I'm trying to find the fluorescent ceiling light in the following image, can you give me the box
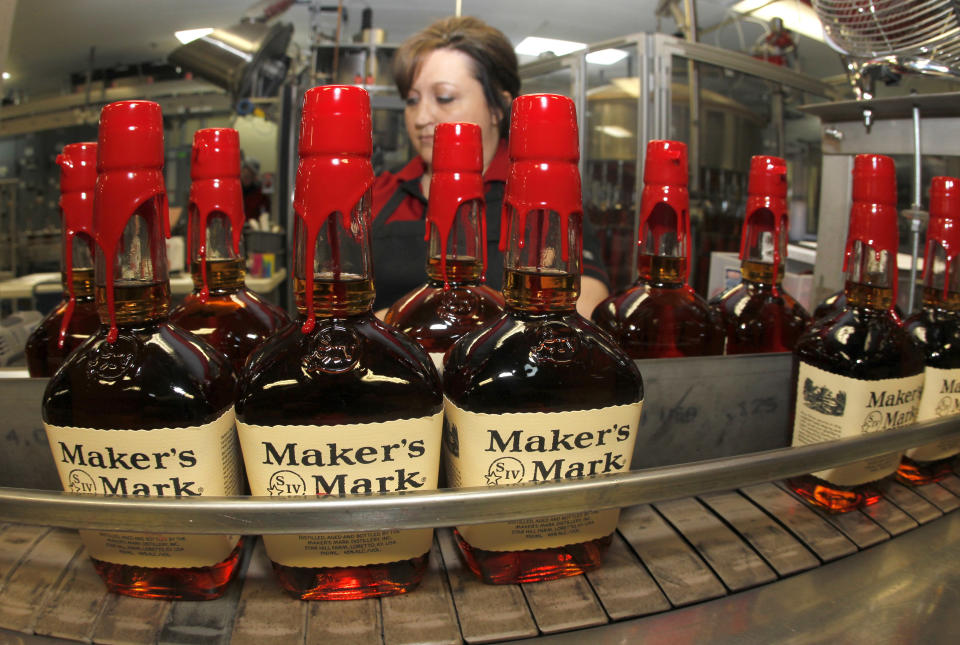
[586,49,629,65]
[1,72,9,80]
[595,125,633,139]
[175,28,214,45]
[731,0,825,43]
[515,36,586,57]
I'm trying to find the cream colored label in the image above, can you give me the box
[44,408,241,568]
[237,412,442,567]
[443,398,642,552]
[430,352,445,374]
[792,363,924,486]
[905,365,960,461]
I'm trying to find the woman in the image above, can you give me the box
[371,16,610,318]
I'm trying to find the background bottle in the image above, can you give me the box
[385,122,504,369]
[25,142,100,376]
[592,140,723,358]
[443,94,644,585]
[236,86,443,601]
[171,128,289,373]
[899,176,960,484]
[41,101,242,599]
[711,155,810,353]
[788,154,924,512]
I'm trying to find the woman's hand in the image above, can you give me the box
[577,276,609,320]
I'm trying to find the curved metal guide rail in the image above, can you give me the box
[0,415,957,534]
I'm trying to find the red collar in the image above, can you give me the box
[482,139,509,184]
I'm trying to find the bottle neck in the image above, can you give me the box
[189,209,244,293]
[425,200,485,286]
[294,191,375,319]
[638,201,688,286]
[739,207,784,287]
[843,240,895,310]
[64,234,95,298]
[501,207,579,312]
[922,241,960,311]
[95,197,170,327]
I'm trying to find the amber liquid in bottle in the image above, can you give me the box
[238,197,443,600]
[386,256,503,356]
[900,281,960,484]
[712,260,810,354]
[386,198,504,364]
[26,266,99,377]
[172,257,289,373]
[788,279,924,511]
[43,208,241,599]
[593,253,723,358]
[444,210,644,584]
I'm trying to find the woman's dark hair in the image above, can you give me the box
[394,16,520,139]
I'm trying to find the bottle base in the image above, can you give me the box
[454,530,611,584]
[896,456,957,486]
[786,475,882,513]
[270,553,430,600]
[90,539,245,600]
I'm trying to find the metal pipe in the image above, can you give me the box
[683,0,701,194]
[908,99,923,313]
[0,414,956,534]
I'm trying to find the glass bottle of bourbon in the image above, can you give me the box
[899,176,960,484]
[711,155,810,353]
[385,122,504,369]
[170,128,289,373]
[26,142,100,376]
[592,140,723,358]
[236,86,443,600]
[788,154,924,512]
[41,101,243,598]
[443,94,644,584]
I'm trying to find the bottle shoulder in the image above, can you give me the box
[43,322,236,428]
[796,307,924,379]
[172,290,289,330]
[904,309,960,368]
[385,283,504,352]
[444,312,643,414]
[237,315,442,425]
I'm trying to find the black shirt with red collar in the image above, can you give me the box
[370,139,609,311]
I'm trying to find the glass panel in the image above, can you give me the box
[583,46,639,293]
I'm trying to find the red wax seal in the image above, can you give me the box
[427,122,485,288]
[56,142,97,348]
[639,140,691,281]
[189,128,246,302]
[925,176,960,294]
[500,94,582,264]
[94,100,169,343]
[293,86,374,333]
[844,154,899,308]
[740,155,788,293]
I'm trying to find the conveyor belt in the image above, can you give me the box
[1,471,958,644]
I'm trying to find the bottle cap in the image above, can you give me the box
[432,122,483,173]
[508,93,579,163]
[428,123,486,287]
[299,85,373,157]
[97,100,165,171]
[639,140,691,279]
[500,94,582,264]
[189,128,246,302]
[293,85,375,333]
[748,155,787,198]
[192,127,241,179]
[55,142,98,349]
[644,140,688,187]
[94,100,169,343]
[925,176,960,289]
[58,142,98,194]
[740,156,789,280]
[852,153,897,205]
